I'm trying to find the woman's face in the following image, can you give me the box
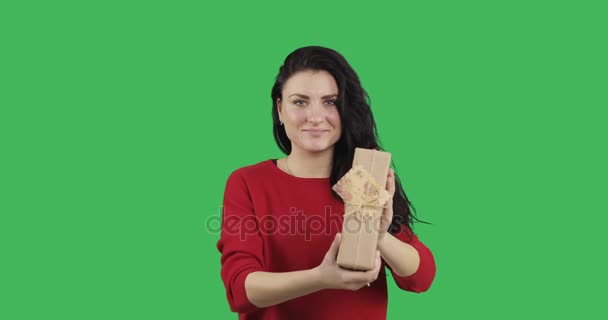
[277,69,342,154]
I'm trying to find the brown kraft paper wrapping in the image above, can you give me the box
[332,147,391,271]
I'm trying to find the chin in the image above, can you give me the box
[300,141,336,153]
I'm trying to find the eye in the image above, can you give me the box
[325,99,337,106]
[293,99,307,107]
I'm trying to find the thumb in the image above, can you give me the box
[327,233,342,260]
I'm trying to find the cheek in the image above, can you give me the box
[328,110,341,128]
[286,109,307,123]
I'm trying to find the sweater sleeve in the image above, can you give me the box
[386,225,436,293]
[216,170,265,313]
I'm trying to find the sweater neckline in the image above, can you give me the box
[268,159,330,182]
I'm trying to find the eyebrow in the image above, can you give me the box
[288,94,338,99]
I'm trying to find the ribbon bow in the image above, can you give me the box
[332,165,391,222]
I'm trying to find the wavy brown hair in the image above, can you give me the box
[270,46,427,234]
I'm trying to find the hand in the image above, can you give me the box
[379,168,396,239]
[315,233,381,291]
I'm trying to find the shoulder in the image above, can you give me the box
[226,159,275,184]
[229,159,274,177]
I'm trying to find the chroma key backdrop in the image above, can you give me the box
[1,1,606,319]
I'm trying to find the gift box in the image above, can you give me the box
[333,147,392,271]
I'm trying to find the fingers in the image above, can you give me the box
[364,251,382,278]
[341,252,382,285]
[362,252,382,283]
[387,168,396,197]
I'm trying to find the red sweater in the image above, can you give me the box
[217,159,436,319]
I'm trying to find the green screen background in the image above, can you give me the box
[1,0,606,319]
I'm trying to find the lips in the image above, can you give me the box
[303,129,329,132]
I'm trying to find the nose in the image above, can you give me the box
[306,102,325,123]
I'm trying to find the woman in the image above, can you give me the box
[217,46,436,319]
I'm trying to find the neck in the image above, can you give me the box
[287,147,334,178]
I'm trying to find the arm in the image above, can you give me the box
[244,269,323,308]
[218,170,318,311]
[377,168,436,292]
[379,227,436,293]
[217,170,265,313]
[245,232,382,308]
[377,232,420,277]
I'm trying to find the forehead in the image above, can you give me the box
[282,70,338,97]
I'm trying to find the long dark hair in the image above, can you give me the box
[270,46,426,235]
